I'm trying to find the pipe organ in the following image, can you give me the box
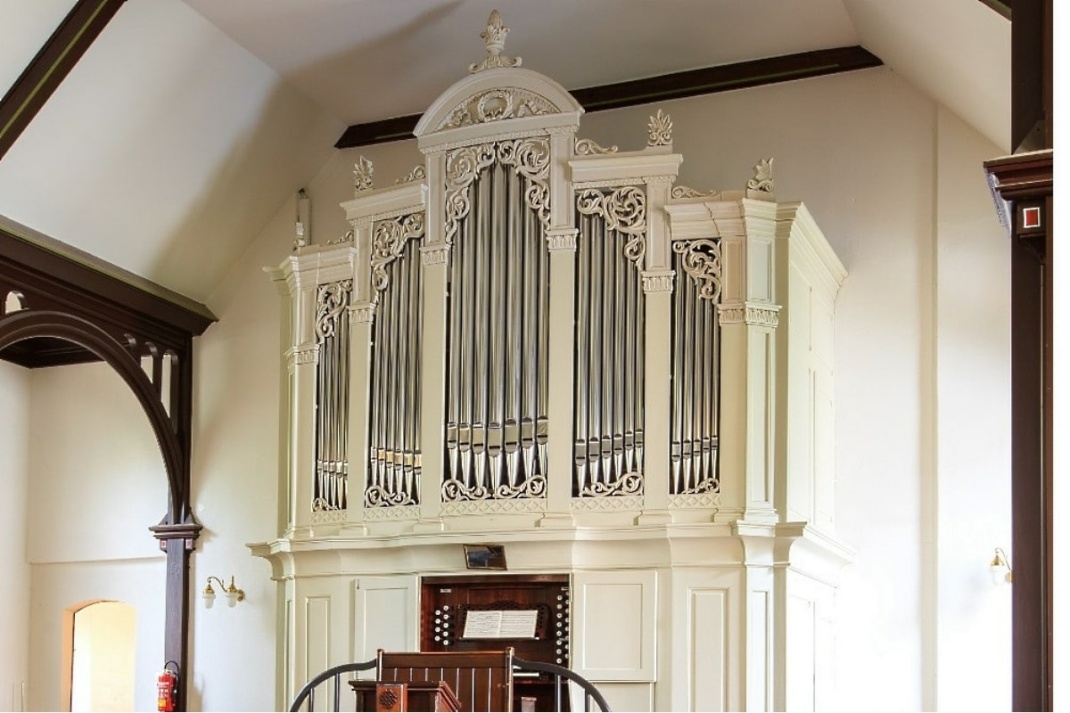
[256,12,852,712]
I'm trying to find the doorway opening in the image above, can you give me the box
[64,601,137,712]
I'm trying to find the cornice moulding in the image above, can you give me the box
[342,182,427,224]
[569,152,683,185]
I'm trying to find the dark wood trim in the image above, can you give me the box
[335,45,883,149]
[1011,0,1051,151]
[0,228,213,712]
[0,0,128,161]
[984,149,1053,712]
[978,0,1013,20]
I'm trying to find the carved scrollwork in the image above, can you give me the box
[314,281,352,342]
[495,475,547,499]
[672,239,723,301]
[574,138,619,156]
[395,164,426,184]
[677,476,719,495]
[442,478,494,502]
[647,109,673,146]
[312,497,342,513]
[578,472,643,498]
[671,185,717,200]
[443,139,550,244]
[370,213,426,294]
[364,485,417,508]
[576,186,647,265]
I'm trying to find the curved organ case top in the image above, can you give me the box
[269,11,847,537]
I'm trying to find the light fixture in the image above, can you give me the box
[989,547,1013,585]
[203,576,245,608]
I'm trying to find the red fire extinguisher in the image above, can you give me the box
[157,662,178,712]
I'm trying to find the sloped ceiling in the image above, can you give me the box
[0,0,1009,304]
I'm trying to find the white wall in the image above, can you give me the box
[0,360,31,712]
[25,363,167,712]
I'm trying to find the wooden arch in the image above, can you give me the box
[0,216,215,711]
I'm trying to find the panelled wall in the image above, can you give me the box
[255,47,850,712]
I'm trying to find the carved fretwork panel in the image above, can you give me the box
[669,240,722,496]
[443,157,550,502]
[367,217,424,508]
[573,188,647,498]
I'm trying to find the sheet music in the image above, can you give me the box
[462,609,539,639]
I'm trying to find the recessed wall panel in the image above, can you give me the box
[690,588,728,712]
[574,570,656,681]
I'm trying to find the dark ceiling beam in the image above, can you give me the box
[0,0,128,162]
[978,0,1013,20]
[335,45,883,149]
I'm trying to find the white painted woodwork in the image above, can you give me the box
[254,18,851,711]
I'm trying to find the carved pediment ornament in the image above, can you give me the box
[469,10,522,73]
[439,88,555,131]
[370,213,426,295]
[673,239,723,302]
[575,138,619,156]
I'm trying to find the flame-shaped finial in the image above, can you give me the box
[469,10,522,73]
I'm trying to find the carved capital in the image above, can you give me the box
[717,302,781,328]
[420,244,451,266]
[545,228,578,251]
[641,270,675,294]
[287,343,319,372]
[350,302,376,323]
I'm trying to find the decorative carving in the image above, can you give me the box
[671,186,717,200]
[325,230,355,246]
[371,213,426,294]
[574,138,618,156]
[576,186,647,265]
[668,492,722,509]
[440,498,546,516]
[354,156,374,193]
[647,109,673,146]
[577,472,643,498]
[469,10,522,73]
[545,229,578,251]
[673,239,723,301]
[440,88,554,130]
[747,158,775,193]
[641,270,675,293]
[287,344,318,371]
[441,475,545,502]
[718,303,780,327]
[570,494,645,511]
[350,302,376,323]
[676,476,719,495]
[315,281,353,341]
[362,504,421,521]
[420,244,451,266]
[312,497,342,513]
[395,164,426,184]
[364,485,417,508]
[444,139,551,244]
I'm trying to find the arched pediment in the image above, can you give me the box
[415,67,583,141]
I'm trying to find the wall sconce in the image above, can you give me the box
[203,576,245,608]
[989,548,1013,585]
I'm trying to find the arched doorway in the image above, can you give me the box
[64,601,138,712]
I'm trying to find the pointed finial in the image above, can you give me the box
[469,10,522,73]
[354,156,374,193]
[747,158,775,194]
[647,109,673,146]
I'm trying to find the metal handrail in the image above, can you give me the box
[288,659,376,712]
